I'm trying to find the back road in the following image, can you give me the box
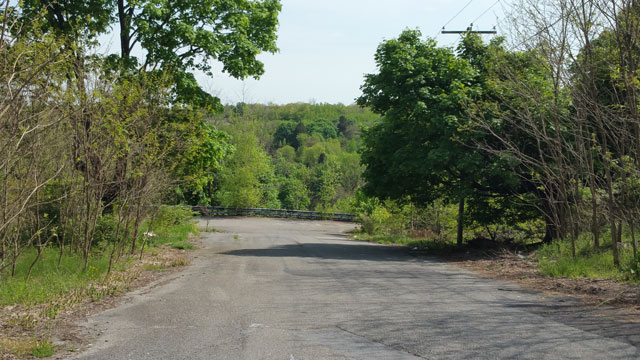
[73,217,640,359]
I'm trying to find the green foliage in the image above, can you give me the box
[171,241,195,250]
[309,161,341,210]
[209,103,377,211]
[217,130,279,208]
[21,0,282,109]
[360,207,392,235]
[358,31,520,218]
[151,206,197,229]
[31,339,54,358]
[278,178,310,210]
[94,214,118,247]
[307,118,338,139]
[536,234,638,281]
[170,116,233,205]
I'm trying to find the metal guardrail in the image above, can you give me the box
[191,206,357,222]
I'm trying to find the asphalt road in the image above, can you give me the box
[73,217,640,359]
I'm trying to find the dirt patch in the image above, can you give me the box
[0,240,197,359]
[437,248,640,320]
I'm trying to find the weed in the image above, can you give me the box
[170,258,188,267]
[171,241,194,250]
[0,338,34,357]
[142,263,166,271]
[233,235,239,240]
[31,339,54,358]
[536,233,638,281]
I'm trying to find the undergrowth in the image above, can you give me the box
[0,218,197,307]
[536,233,639,282]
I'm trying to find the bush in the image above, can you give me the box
[360,206,392,235]
[151,206,196,229]
[93,214,118,247]
[536,233,638,280]
[31,339,54,358]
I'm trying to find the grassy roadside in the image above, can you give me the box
[354,232,640,284]
[0,219,199,359]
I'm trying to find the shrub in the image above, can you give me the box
[31,339,54,358]
[360,206,392,235]
[151,205,196,229]
[93,214,118,247]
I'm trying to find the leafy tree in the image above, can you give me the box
[217,131,275,208]
[278,178,310,210]
[170,113,233,205]
[273,121,298,147]
[307,118,338,139]
[309,161,341,210]
[275,145,296,162]
[21,0,282,109]
[337,116,357,139]
[357,30,524,245]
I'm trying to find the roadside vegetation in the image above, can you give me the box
[2,0,640,356]
[352,0,640,285]
[0,0,280,357]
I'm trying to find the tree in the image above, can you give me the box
[216,131,276,208]
[309,161,340,211]
[278,178,310,210]
[357,30,523,245]
[21,0,282,109]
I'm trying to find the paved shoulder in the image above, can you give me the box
[73,218,640,359]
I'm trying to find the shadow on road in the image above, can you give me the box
[221,241,640,353]
[220,242,422,262]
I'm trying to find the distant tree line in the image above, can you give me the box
[207,103,379,212]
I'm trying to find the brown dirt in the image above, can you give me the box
[440,248,640,320]
[0,236,199,359]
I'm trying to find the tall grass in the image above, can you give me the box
[0,249,116,305]
[0,220,197,306]
[536,232,638,281]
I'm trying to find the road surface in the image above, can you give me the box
[74,217,640,359]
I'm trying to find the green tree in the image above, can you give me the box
[307,118,338,140]
[21,0,282,109]
[217,132,276,208]
[357,30,523,245]
[278,178,310,210]
[309,161,341,211]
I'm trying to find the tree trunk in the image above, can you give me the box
[457,198,464,246]
[630,221,637,259]
[543,214,558,244]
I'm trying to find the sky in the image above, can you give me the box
[100,0,509,105]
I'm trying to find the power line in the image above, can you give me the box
[471,0,501,25]
[434,0,476,37]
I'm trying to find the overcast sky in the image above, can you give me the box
[100,0,508,105]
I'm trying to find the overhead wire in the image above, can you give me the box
[434,0,476,38]
[470,0,501,27]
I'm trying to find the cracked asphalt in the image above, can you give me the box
[72,217,640,359]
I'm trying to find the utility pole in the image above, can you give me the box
[441,23,496,35]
